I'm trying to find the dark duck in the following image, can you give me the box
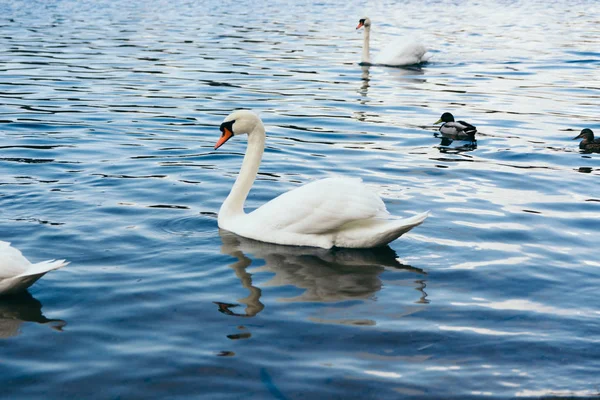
[434,112,477,141]
[573,128,600,152]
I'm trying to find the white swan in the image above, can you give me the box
[356,17,431,66]
[0,241,68,296]
[214,110,428,249]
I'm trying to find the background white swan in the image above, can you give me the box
[214,110,428,249]
[0,241,67,296]
[356,17,431,66]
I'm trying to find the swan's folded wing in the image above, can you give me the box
[375,40,428,66]
[0,242,31,278]
[249,177,388,234]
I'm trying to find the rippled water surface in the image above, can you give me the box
[1,0,599,398]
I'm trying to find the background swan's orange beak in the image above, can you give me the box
[356,22,364,30]
[214,127,233,149]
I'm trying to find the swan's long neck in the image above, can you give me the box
[362,26,371,64]
[219,124,265,219]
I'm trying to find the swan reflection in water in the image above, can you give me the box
[215,229,428,319]
[0,292,66,338]
[358,65,426,96]
[360,65,370,94]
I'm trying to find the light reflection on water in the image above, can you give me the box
[0,0,599,398]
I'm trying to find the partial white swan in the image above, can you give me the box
[0,241,68,296]
[356,17,431,66]
[214,110,428,249]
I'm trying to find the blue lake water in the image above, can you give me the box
[1,0,599,398]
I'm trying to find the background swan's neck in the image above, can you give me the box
[362,27,371,64]
[220,125,265,219]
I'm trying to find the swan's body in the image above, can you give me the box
[0,241,67,296]
[214,110,428,249]
[573,128,600,151]
[434,112,477,141]
[356,17,431,66]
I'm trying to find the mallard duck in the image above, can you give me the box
[573,129,600,151]
[434,112,477,141]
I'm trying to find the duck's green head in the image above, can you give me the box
[434,112,455,125]
[573,128,594,141]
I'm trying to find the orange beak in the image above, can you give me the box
[356,22,364,30]
[214,127,233,150]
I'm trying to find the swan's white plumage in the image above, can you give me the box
[215,110,428,249]
[250,177,388,234]
[0,240,67,295]
[374,41,432,66]
[0,241,29,279]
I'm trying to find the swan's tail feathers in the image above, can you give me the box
[22,259,69,277]
[383,211,429,241]
[0,260,67,296]
[421,52,434,63]
[335,211,429,248]
[398,211,429,228]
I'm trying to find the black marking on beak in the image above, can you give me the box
[215,120,235,150]
[220,120,235,135]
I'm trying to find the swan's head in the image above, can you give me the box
[356,17,371,30]
[215,110,262,150]
[434,112,455,124]
[573,128,594,141]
